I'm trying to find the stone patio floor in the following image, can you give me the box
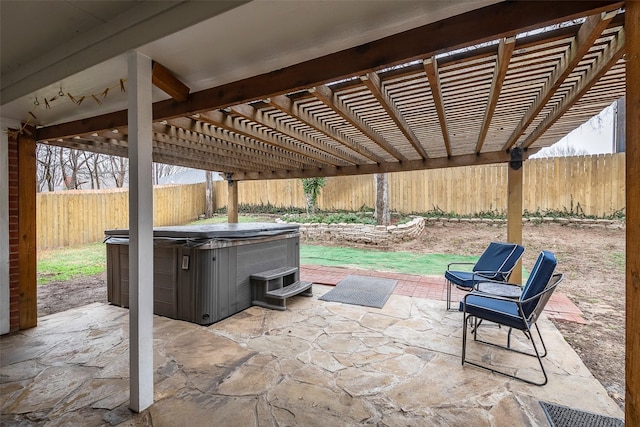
[1,273,620,426]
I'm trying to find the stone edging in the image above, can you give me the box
[276,217,425,245]
[424,216,625,228]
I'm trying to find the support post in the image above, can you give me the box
[626,1,640,424]
[17,131,37,330]
[507,152,523,284]
[227,175,238,223]
[127,51,154,413]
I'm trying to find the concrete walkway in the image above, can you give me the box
[1,284,618,426]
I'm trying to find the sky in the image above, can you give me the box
[533,101,618,157]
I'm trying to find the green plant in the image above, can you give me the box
[301,177,326,215]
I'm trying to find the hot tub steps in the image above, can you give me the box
[251,267,313,311]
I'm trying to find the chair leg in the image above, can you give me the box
[461,320,549,386]
[446,279,452,310]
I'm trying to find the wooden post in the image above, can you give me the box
[228,177,238,223]
[127,50,154,413]
[626,1,640,424]
[18,131,37,329]
[507,160,523,284]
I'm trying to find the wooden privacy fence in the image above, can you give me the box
[37,183,205,250]
[37,154,625,250]
[213,153,626,217]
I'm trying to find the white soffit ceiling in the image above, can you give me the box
[0,0,500,127]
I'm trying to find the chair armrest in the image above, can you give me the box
[471,270,510,283]
[447,262,475,271]
[463,290,519,304]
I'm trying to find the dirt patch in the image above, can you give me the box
[36,222,625,409]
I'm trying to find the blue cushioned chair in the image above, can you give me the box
[445,242,525,310]
[460,250,562,385]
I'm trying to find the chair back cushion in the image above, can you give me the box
[473,242,525,281]
[519,251,557,316]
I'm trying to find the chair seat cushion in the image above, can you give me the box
[459,293,529,330]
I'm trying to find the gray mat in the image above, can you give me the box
[540,401,624,427]
[318,275,397,308]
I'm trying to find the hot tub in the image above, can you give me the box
[104,223,301,325]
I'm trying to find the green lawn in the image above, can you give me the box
[301,245,477,276]
[38,242,106,285]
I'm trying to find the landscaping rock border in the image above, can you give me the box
[276,217,426,245]
[277,215,624,245]
[424,216,625,229]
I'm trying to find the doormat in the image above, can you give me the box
[540,401,624,427]
[318,275,397,308]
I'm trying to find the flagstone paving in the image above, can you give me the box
[1,285,619,426]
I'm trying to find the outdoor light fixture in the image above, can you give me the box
[509,147,523,170]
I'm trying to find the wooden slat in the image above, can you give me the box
[310,85,407,161]
[267,94,374,164]
[476,37,516,153]
[522,27,625,148]
[503,10,618,150]
[196,110,330,168]
[229,103,350,166]
[360,72,428,159]
[154,121,306,170]
[423,58,452,157]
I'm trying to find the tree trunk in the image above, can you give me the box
[374,173,390,226]
[205,171,214,218]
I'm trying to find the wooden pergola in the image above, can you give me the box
[1,0,638,422]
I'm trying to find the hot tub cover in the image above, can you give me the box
[104,222,299,245]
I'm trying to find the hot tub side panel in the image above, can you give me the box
[192,235,300,325]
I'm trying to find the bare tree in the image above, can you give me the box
[107,156,128,188]
[36,144,62,192]
[533,144,589,158]
[59,148,89,189]
[152,163,188,185]
[205,171,214,218]
[374,173,390,225]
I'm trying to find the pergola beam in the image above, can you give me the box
[36,2,622,143]
[229,103,350,166]
[228,149,538,181]
[151,61,190,102]
[423,57,452,157]
[267,94,380,164]
[159,119,310,169]
[521,28,625,148]
[361,72,428,159]
[476,37,516,153]
[309,85,407,161]
[172,115,319,166]
[197,110,329,168]
[502,9,618,150]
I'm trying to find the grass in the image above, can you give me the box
[301,245,477,276]
[38,242,106,285]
